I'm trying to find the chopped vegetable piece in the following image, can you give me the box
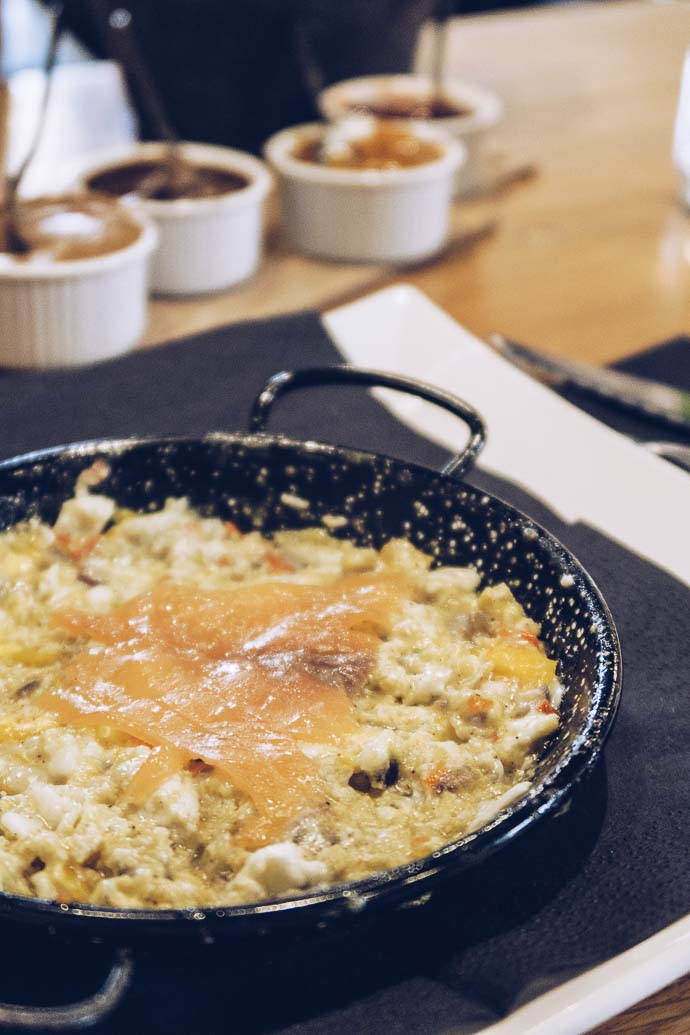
[264,548,296,573]
[467,693,491,715]
[499,628,541,649]
[54,531,101,563]
[483,640,557,688]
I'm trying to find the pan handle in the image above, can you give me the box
[250,366,487,478]
[0,948,132,1030]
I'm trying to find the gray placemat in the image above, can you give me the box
[0,314,687,1034]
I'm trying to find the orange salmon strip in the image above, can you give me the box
[125,744,189,805]
[53,575,404,656]
[44,575,409,844]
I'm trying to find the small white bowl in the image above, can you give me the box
[0,205,157,369]
[264,122,464,264]
[318,75,503,196]
[70,142,273,296]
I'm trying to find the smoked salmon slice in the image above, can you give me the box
[53,576,403,656]
[43,574,409,845]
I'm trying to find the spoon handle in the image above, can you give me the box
[95,3,178,147]
[430,1,455,96]
[4,2,64,253]
[0,83,10,206]
[429,20,446,96]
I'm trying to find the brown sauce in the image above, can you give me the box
[0,194,142,261]
[294,122,443,171]
[348,94,472,120]
[87,161,250,201]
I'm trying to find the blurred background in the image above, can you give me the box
[3,0,556,154]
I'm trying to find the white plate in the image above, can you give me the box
[323,284,690,1034]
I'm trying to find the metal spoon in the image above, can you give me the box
[97,4,196,198]
[428,1,454,112]
[3,3,64,254]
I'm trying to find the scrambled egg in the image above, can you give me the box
[0,469,561,908]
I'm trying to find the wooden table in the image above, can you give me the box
[10,0,690,1031]
[143,0,690,372]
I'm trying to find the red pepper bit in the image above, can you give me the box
[55,531,101,563]
[264,548,296,573]
[538,700,557,715]
[498,628,541,649]
[467,693,491,715]
[423,766,446,793]
[411,833,432,854]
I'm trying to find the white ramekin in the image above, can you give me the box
[318,75,503,196]
[0,211,157,369]
[264,122,464,264]
[69,142,273,296]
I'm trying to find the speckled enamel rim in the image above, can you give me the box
[0,405,623,1026]
[0,428,621,939]
[0,364,621,962]
[0,367,624,1030]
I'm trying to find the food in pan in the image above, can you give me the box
[0,463,561,909]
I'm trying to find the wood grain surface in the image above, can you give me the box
[590,973,690,1034]
[142,0,690,371]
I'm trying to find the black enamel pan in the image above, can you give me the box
[0,367,621,1029]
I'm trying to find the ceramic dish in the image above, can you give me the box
[69,142,272,296]
[318,75,503,196]
[0,202,156,369]
[263,122,464,263]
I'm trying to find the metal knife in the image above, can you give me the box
[489,334,690,434]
